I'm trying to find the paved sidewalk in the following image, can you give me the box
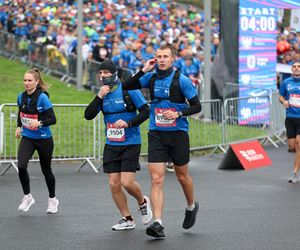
[0,145,299,250]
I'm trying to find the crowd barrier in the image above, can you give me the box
[0,93,286,175]
[223,86,286,143]
[269,91,286,146]
[191,99,225,155]
[0,104,101,175]
[223,95,271,146]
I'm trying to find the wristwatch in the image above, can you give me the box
[178,111,183,118]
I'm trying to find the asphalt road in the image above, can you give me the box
[1,145,300,250]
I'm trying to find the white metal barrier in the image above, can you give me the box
[223,94,279,148]
[0,95,287,175]
[269,91,286,146]
[0,103,100,175]
[189,99,225,155]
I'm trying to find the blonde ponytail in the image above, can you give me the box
[26,68,49,92]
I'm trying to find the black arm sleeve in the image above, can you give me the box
[127,104,150,127]
[84,96,102,120]
[41,108,56,126]
[181,96,202,116]
[122,70,144,90]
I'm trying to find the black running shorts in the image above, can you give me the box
[103,144,141,173]
[285,117,300,139]
[148,130,190,166]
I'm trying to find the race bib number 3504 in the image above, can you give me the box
[155,108,176,127]
[107,123,125,141]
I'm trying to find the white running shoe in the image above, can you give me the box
[139,196,153,225]
[46,197,59,214]
[18,194,35,212]
[288,173,298,183]
[112,218,135,231]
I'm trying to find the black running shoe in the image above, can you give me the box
[146,222,165,238]
[183,201,199,229]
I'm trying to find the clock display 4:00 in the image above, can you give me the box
[240,16,276,32]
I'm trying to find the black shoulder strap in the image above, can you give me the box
[169,70,185,103]
[149,73,157,101]
[102,88,136,115]
[21,91,29,110]
[122,88,136,112]
[149,70,185,103]
[43,91,49,98]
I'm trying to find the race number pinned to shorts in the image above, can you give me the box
[20,112,38,130]
[107,123,125,142]
[289,94,300,107]
[155,108,176,127]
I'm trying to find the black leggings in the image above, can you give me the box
[18,136,55,198]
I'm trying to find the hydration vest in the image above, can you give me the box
[20,88,49,119]
[102,87,136,115]
[149,70,185,103]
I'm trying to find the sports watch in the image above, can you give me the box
[178,111,183,118]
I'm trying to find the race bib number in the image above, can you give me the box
[155,108,176,127]
[289,94,300,107]
[107,123,125,141]
[20,112,38,130]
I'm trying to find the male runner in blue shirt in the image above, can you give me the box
[122,44,202,238]
[85,61,153,230]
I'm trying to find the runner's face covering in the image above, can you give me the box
[101,72,118,87]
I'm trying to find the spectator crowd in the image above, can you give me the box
[277,26,300,65]
[277,25,300,81]
[0,0,221,88]
[1,1,300,88]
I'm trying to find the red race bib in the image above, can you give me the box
[20,112,38,130]
[155,108,176,127]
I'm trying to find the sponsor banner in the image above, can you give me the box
[239,1,277,124]
[230,140,272,170]
[238,1,300,125]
